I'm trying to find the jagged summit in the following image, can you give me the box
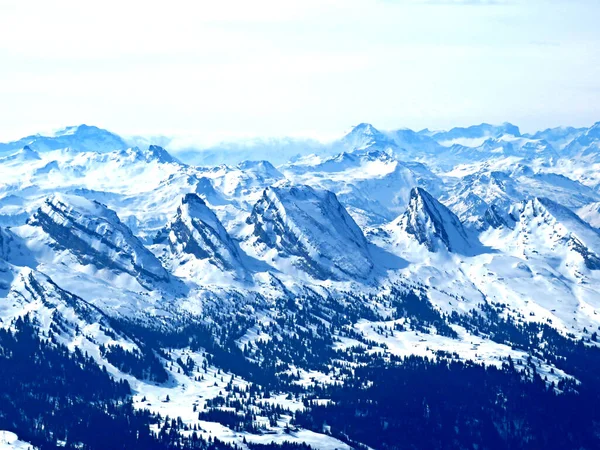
[509,197,600,270]
[27,194,169,283]
[146,145,178,163]
[348,123,383,138]
[156,193,242,272]
[246,184,373,279]
[2,119,600,449]
[391,187,483,255]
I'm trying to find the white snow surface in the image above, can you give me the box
[2,121,600,448]
[243,184,374,280]
[0,431,37,450]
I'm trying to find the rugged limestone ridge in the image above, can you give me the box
[9,267,105,324]
[1,122,600,449]
[510,197,600,270]
[246,184,373,279]
[155,193,242,271]
[28,194,169,283]
[282,147,443,227]
[392,187,482,254]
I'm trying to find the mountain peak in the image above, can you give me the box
[28,194,169,283]
[392,187,482,254]
[182,191,206,206]
[500,122,521,136]
[236,160,282,178]
[351,123,380,135]
[246,185,373,279]
[156,193,242,272]
[146,145,177,163]
[510,197,600,270]
[342,123,394,151]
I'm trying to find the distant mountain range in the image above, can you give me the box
[2,120,600,449]
[3,120,598,167]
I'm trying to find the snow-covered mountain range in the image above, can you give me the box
[2,122,600,449]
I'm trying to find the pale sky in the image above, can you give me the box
[0,0,599,143]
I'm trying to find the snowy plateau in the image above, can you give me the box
[2,122,600,449]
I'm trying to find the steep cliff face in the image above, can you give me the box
[155,193,242,271]
[390,187,482,255]
[246,185,373,279]
[27,194,169,283]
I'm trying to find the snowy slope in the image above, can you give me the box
[1,121,600,449]
[282,148,443,226]
[155,193,243,273]
[244,185,373,280]
[578,202,600,229]
[0,431,37,450]
[500,197,600,271]
[22,194,169,284]
[442,162,600,229]
[387,187,483,255]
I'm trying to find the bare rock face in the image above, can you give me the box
[155,193,242,272]
[29,194,169,283]
[391,187,482,255]
[247,185,373,280]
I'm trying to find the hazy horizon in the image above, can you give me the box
[2,118,599,151]
[1,0,599,142]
